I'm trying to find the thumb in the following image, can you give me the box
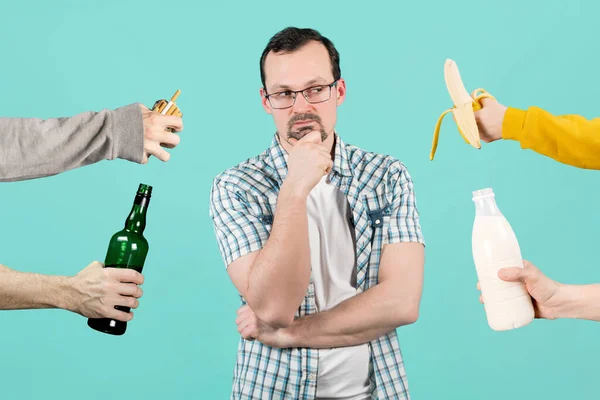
[498,266,528,282]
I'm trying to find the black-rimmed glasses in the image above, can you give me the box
[265,81,338,109]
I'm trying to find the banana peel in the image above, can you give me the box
[430,59,495,160]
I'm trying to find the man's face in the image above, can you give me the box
[260,40,346,147]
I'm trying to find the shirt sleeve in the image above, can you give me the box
[503,106,600,170]
[0,103,143,182]
[209,178,270,267]
[386,162,425,245]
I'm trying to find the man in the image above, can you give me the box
[474,98,600,322]
[210,27,424,399]
[1,102,183,322]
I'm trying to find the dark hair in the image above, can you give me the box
[259,27,341,89]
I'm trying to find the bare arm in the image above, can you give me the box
[482,261,600,322]
[0,264,71,310]
[0,261,144,321]
[556,284,600,321]
[236,242,424,348]
[227,183,311,328]
[212,132,332,328]
[284,242,424,347]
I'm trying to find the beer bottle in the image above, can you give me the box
[87,183,152,335]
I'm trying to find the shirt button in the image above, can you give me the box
[308,373,317,380]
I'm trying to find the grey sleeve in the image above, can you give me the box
[0,102,144,182]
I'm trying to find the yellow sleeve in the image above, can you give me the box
[502,106,600,170]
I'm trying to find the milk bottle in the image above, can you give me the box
[471,188,535,331]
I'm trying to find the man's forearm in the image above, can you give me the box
[247,181,311,327]
[0,264,73,311]
[284,281,419,348]
[557,283,600,321]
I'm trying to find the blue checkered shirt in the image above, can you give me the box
[209,133,425,399]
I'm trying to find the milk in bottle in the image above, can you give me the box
[471,188,534,331]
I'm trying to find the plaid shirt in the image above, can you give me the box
[209,133,425,400]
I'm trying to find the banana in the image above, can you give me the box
[430,59,495,160]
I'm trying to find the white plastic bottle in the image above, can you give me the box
[471,188,535,331]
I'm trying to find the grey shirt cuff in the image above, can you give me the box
[112,102,144,164]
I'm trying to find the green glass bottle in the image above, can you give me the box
[87,183,152,336]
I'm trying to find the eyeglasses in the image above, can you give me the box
[264,81,338,109]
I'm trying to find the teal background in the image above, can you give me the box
[1,0,598,398]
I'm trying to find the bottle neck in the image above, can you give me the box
[124,194,149,234]
[473,195,502,217]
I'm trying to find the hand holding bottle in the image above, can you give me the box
[477,260,563,320]
[68,261,144,321]
[88,184,152,335]
[471,188,535,330]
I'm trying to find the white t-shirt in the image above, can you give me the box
[307,174,371,400]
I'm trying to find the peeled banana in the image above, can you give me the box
[430,59,495,160]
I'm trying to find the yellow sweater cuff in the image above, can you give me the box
[501,107,527,142]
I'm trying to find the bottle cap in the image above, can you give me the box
[137,184,153,197]
[472,187,494,200]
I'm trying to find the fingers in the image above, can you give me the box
[298,130,322,144]
[154,114,184,132]
[236,305,257,339]
[316,143,330,154]
[158,132,181,148]
[323,159,333,174]
[309,145,332,171]
[240,325,256,340]
[104,306,134,322]
[105,268,144,285]
[236,315,255,336]
[479,295,484,304]
[476,282,481,291]
[479,97,498,107]
[145,141,171,162]
[237,305,250,315]
[142,108,183,163]
[237,314,257,339]
[112,295,140,310]
[236,310,251,325]
[117,283,144,298]
[236,316,251,333]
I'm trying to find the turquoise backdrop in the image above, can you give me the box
[1,0,598,398]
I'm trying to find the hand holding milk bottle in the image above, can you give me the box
[471,188,535,331]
